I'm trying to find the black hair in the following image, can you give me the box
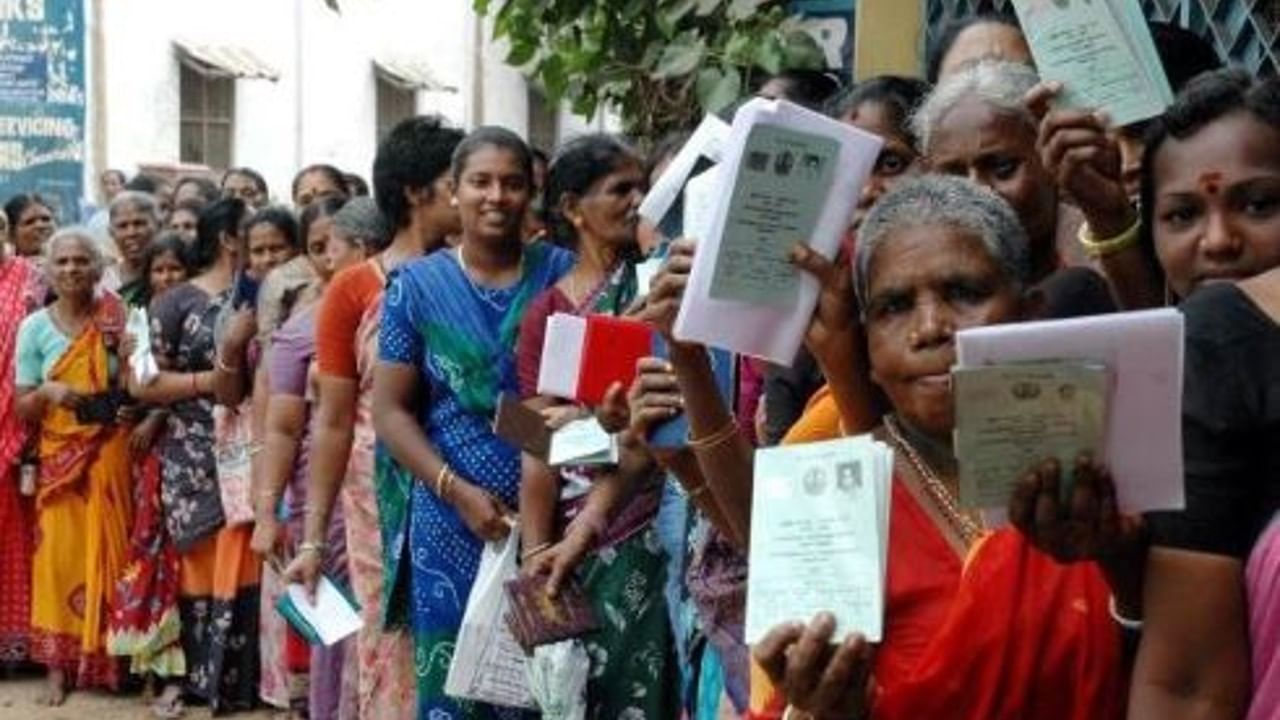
[4,193,53,235]
[373,115,465,231]
[824,74,932,150]
[291,164,350,204]
[171,197,208,218]
[102,169,126,184]
[542,134,642,249]
[192,197,247,272]
[451,125,534,187]
[756,68,842,109]
[1121,23,1225,139]
[1138,70,1280,285]
[245,205,301,251]
[344,172,370,197]
[174,175,221,204]
[125,173,164,194]
[142,232,194,284]
[222,167,270,196]
[299,196,346,249]
[925,11,1022,83]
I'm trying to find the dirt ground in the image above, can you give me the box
[0,676,280,720]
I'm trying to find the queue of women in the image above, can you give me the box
[0,11,1275,720]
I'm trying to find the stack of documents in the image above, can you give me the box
[673,97,882,364]
[1012,0,1174,126]
[745,436,893,644]
[956,308,1185,515]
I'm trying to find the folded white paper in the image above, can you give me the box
[956,308,1185,515]
[638,114,731,228]
[673,98,882,364]
[284,576,364,646]
[745,436,894,645]
[536,313,586,400]
[548,417,617,467]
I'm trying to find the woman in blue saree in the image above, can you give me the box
[372,126,574,719]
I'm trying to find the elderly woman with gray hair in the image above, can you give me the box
[104,190,160,305]
[635,176,1130,719]
[913,59,1145,315]
[14,228,133,705]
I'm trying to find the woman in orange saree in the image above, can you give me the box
[15,229,132,705]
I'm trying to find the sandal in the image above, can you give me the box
[150,689,185,719]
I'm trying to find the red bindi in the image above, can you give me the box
[1198,171,1223,195]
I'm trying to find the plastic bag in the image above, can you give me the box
[126,307,159,386]
[527,640,589,720]
[444,530,535,709]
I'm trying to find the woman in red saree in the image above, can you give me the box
[15,229,132,704]
[0,238,43,664]
[639,176,1128,720]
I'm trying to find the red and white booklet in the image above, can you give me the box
[535,313,651,406]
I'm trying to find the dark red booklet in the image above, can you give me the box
[503,574,599,654]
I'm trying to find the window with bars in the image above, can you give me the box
[376,76,416,145]
[179,64,234,169]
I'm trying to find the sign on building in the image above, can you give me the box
[0,0,87,223]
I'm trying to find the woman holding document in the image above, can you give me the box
[373,126,573,718]
[646,176,1127,719]
[514,134,677,717]
[1017,70,1280,720]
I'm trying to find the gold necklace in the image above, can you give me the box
[883,415,985,546]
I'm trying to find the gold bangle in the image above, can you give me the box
[687,484,710,499]
[434,464,449,496]
[441,470,457,502]
[1078,216,1141,259]
[687,420,739,451]
[521,541,552,561]
[215,354,240,373]
[297,541,326,556]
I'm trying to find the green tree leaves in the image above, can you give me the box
[473,0,825,139]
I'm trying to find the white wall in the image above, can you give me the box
[91,0,605,206]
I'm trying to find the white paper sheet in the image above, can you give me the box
[127,307,159,386]
[637,114,731,228]
[956,308,1185,515]
[548,417,617,466]
[536,313,586,400]
[285,576,364,646]
[672,98,882,364]
[682,165,721,244]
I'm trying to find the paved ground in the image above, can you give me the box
[0,676,280,720]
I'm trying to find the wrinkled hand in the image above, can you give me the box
[640,240,694,341]
[1009,454,1147,566]
[595,382,630,434]
[626,357,683,443]
[540,404,586,432]
[451,480,513,542]
[250,514,283,557]
[119,332,138,361]
[41,382,82,409]
[129,413,163,455]
[521,527,593,598]
[754,612,875,720]
[791,243,861,370]
[283,544,323,600]
[1026,81,1133,237]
